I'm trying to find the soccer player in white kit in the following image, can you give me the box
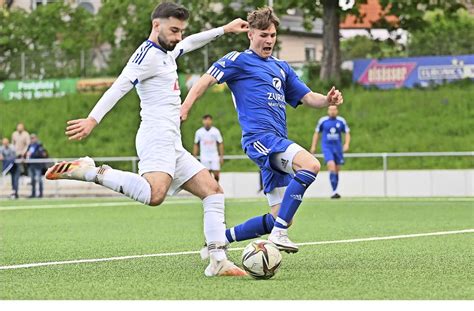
[193,115,224,182]
[45,2,248,277]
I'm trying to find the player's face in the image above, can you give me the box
[156,17,186,51]
[2,138,8,147]
[202,118,212,129]
[248,24,277,58]
[328,106,338,118]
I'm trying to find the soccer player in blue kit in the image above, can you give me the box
[310,105,351,199]
[181,7,343,253]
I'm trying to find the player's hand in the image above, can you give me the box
[326,86,343,106]
[223,18,249,34]
[180,105,190,122]
[65,117,98,141]
[343,144,350,152]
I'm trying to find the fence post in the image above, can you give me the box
[382,153,388,197]
[132,158,137,173]
[80,50,85,76]
[21,52,26,79]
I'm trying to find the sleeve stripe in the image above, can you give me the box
[216,71,224,81]
[230,52,240,61]
[132,43,148,63]
[210,67,218,76]
[212,69,221,78]
[225,51,236,59]
[134,43,153,65]
[207,65,216,74]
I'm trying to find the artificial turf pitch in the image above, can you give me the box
[0,197,472,299]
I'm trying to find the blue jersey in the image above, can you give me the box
[316,116,350,148]
[208,49,311,148]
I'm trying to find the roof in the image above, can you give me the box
[340,0,398,29]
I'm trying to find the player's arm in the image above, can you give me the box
[310,132,319,154]
[218,142,224,165]
[181,74,217,122]
[65,74,134,141]
[193,143,199,157]
[343,132,351,152]
[172,19,248,58]
[301,86,343,109]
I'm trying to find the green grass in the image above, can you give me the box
[1,197,473,299]
[0,83,473,171]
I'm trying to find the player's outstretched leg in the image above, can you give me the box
[182,169,246,277]
[45,156,153,205]
[268,151,320,253]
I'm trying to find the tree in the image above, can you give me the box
[283,0,468,82]
[0,3,97,80]
[408,8,474,56]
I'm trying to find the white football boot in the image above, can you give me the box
[204,256,247,277]
[268,229,299,253]
[45,156,105,182]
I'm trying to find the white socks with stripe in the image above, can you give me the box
[94,167,152,205]
[203,193,227,261]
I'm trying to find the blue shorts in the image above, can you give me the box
[244,134,294,194]
[322,147,344,165]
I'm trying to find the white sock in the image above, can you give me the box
[271,225,288,235]
[203,193,227,261]
[97,168,151,205]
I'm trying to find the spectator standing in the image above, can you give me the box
[0,138,19,199]
[26,134,48,198]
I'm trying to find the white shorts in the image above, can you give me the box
[265,143,305,206]
[136,127,205,196]
[200,156,220,171]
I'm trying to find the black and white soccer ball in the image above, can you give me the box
[242,240,282,280]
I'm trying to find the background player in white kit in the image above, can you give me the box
[193,115,224,182]
[45,2,249,277]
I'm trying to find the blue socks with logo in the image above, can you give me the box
[274,170,317,229]
[225,213,275,243]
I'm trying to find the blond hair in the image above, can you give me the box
[247,7,280,30]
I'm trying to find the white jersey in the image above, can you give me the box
[88,27,225,142]
[194,126,223,159]
[122,41,182,138]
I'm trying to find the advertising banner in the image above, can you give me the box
[353,55,474,89]
[0,79,78,101]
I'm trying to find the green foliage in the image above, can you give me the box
[0,4,98,80]
[341,35,406,61]
[408,8,474,56]
[1,84,473,171]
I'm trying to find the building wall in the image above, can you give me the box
[277,34,323,64]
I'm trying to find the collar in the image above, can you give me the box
[146,40,168,54]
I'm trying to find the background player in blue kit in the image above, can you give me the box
[310,105,351,199]
[181,7,343,253]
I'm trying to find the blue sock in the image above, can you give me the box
[274,170,317,229]
[225,213,275,243]
[329,172,338,192]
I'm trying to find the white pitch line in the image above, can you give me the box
[0,199,265,211]
[1,229,473,271]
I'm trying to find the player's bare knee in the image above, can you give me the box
[302,158,320,174]
[210,182,223,195]
[149,187,167,206]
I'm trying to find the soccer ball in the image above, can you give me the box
[242,240,282,279]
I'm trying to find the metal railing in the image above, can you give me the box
[2,151,473,197]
